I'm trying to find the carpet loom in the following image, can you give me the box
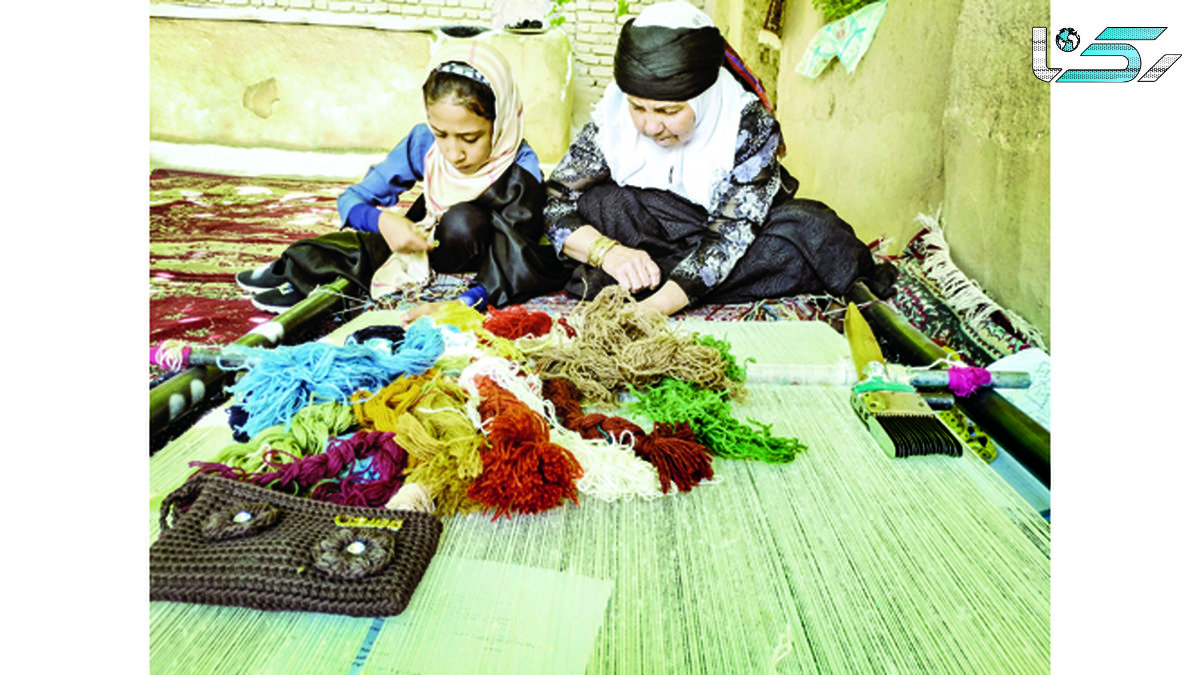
[149,316,1050,674]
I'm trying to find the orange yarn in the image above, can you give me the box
[482,305,554,339]
[465,376,583,519]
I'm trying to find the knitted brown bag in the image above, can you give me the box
[150,474,443,617]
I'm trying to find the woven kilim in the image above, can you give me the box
[149,316,1049,674]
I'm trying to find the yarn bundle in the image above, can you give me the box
[184,286,803,518]
[222,317,445,439]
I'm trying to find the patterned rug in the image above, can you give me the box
[149,170,1044,382]
[888,217,1048,366]
[149,170,350,377]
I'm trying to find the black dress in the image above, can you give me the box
[544,101,896,304]
[272,164,570,308]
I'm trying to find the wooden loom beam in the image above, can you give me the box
[149,278,353,442]
[847,282,1051,486]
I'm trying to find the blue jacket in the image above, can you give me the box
[337,123,542,232]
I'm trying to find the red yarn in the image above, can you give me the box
[483,305,555,339]
[634,422,714,494]
[541,376,713,493]
[466,377,583,519]
[557,317,578,338]
[542,378,587,428]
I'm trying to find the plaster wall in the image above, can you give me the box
[149,15,574,166]
[776,0,1050,345]
[148,0,662,135]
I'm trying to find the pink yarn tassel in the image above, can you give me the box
[946,367,992,397]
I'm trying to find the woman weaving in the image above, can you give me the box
[545,1,896,315]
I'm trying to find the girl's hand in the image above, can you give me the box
[602,245,661,293]
[379,212,435,254]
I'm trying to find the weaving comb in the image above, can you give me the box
[844,302,962,458]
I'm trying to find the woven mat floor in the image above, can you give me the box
[149,316,1050,674]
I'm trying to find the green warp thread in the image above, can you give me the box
[625,378,804,463]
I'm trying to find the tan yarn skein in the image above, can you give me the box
[519,285,744,407]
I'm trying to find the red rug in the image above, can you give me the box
[149,169,840,374]
[149,169,358,379]
[152,169,1036,382]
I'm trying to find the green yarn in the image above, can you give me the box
[692,333,750,384]
[215,401,358,472]
[851,378,915,395]
[625,378,804,463]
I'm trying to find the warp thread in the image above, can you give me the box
[626,378,805,463]
[224,317,444,439]
[521,285,743,408]
[465,376,583,519]
[191,429,408,508]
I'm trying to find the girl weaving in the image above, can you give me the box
[545,1,896,315]
[237,39,568,320]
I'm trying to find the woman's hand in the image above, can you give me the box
[378,211,435,254]
[638,280,689,316]
[602,245,661,293]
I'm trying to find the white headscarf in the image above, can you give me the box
[593,2,757,210]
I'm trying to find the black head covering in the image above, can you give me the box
[613,19,725,101]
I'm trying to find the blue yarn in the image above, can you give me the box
[224,317,445,438]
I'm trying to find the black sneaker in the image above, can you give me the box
[236,263,288,292]
[251,284,307,314]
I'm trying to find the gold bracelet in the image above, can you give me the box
[587,235,619,268]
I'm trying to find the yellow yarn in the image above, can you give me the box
[430,301,526,362]
[431,300,485,333]
[352,370,487,517]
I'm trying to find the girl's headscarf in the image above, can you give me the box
[371,39,524,300]
[422,39,524,216]
[594,1,758,210]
